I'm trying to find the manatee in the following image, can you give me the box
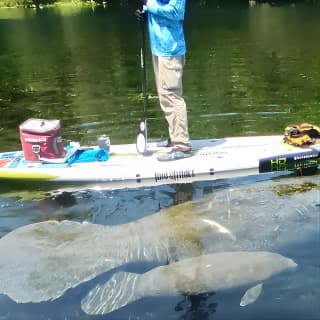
[0,178,317,303]
[81,251,297,315]
[0,201,231,303]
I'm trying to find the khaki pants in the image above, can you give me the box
[152,55,191,151]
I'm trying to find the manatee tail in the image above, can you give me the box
[81,271,141,315]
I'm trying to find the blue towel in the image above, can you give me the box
[67,148,109,165]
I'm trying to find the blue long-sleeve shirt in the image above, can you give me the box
[145,0,186,57]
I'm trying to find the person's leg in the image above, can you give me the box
[153,56,172,147]
[157,55,191,151]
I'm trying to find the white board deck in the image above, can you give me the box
[0,135,319,189]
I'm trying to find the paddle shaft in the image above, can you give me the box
[136,8,148,154]
[140,11,147,119]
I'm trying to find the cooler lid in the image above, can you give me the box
[20,118,60,133]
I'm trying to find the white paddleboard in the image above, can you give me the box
[0,136,319,189]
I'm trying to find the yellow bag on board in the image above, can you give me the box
[283,123,320,146]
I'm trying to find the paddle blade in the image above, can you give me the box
[136,120,147,154]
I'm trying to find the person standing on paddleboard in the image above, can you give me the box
[137,0,192,161]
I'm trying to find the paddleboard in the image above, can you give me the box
[0,136,319,189]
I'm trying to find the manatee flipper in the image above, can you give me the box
[240,283,263,307]
[81,271,142,315]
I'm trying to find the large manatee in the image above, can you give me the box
[0,201,231,303]
[81,251,297,315]
[0,177,318,303]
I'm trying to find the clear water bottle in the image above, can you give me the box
[98,135,110,151]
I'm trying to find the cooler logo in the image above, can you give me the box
[32,145,41,154]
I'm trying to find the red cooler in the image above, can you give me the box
[20,118,65,161]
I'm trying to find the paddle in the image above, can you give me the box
[135,6,148,154]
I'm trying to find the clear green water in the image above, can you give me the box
[0,2,320,151]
